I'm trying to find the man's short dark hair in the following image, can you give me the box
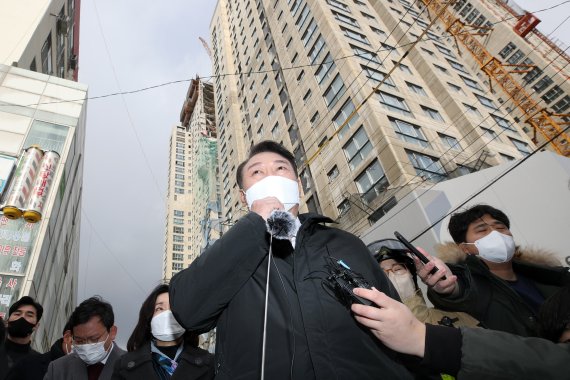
[236,140,298,189]
[69,296,114,331]
[448,204,510,243]
[9,296,43,322]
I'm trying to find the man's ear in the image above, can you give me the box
[32,321,40,332]
[459,243,472,255]
[239,189,247,208]
[109,325,118,341]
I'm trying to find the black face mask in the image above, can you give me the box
[7,317,36,338]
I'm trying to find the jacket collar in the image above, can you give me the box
[298,213,336,225]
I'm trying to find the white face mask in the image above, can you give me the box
[464,230,516,263]
[72,333,110,365]
[151,310,185,341]
[245,176,300,211]
[387,271,416,301]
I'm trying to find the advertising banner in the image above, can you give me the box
[0,215,40,318]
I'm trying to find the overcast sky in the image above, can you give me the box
[76,0,570,347]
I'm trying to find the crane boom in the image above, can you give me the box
[421,0,569,156]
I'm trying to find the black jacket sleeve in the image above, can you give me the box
[170,212,270,333]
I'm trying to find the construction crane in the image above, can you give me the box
[199,36,213,61]
[420,0,570,156]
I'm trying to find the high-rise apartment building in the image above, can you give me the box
[0,0,85,351]
[210,0,548,236]
[164,78,220,281]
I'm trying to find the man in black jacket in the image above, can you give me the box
[170,141,414,380]
[417,204,570,337]
[5,320,72,380]
[0,296,43,380]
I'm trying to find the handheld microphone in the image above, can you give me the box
[266,210,296,239]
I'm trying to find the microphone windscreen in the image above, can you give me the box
[266,210,296,240]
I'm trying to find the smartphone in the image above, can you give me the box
[394,231,446,280]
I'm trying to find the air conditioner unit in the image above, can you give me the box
[57,16,71,35]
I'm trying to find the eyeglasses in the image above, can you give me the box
[381,263,407,275]
[72,332,108,345]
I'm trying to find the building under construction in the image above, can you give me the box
[163,77,221,282]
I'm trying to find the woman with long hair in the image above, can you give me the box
[112,284,214,379]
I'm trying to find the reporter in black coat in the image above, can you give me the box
[112,284,214,380]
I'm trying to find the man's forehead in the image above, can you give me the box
[14,305,37,314]
[470,214,504,228]
[246,153,291,169]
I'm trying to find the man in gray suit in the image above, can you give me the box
[44,297,125,380]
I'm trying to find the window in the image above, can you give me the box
[175,187,184,194]
[272,122,280,139]
[268,105,276,119]
[41,33,53,75]
[264,89,272,103]
[500,153,515,162]
[523,66,542,84]
[341,27,369,45]
[439,133,461,151]
[532,76,553,93]
[352,44,380,64]
[541,86,563,104]
[421,48,435,56]
[310,111,320,125]
[338,199,351,216]
[323,74,345,107]
[173,226,184,234]
[303,89,312,103]
[552,95,570,113]
[499,42,517,59]
[355,160,389,204]
[302,19,318,47]
[172,262,184,271]
[175,174,184,180]
[507,49,525,64]
[368,196,398,224]
[327,0,351,12]
[315,53,336,84]
[343,127,373,169]
[510,138,531,156]
[362,65,396,87]
[446,58,468,73]
[434,64,449,75]
[308,35,326,63]
[173,218,184,225]
[328,165,340,182]
[475,94,497,109]
[370,26,386,38]
[391,118,429,147]
[406,150,447,182]
[361,11,375,20]
[481,127,498,141]
[333,99,360,138]
[173,210,184,217]
[460,75,482,91]
[463,103,482,117]
[378,92,412,116]
[333,11,359,27]
[492,114,516,132]
[434,43,455,58]
[422,106,444,122]
[172,253,184,261]
[407,82,427,96]
[447,82,465,94]
[396,62,412,74]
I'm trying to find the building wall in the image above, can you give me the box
[0,64,87,351]
[0,0,80,81]
[211,0,538,236]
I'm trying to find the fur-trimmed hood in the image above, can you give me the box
[435,242,563,267]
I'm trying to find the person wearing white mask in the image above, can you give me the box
[111,284,214,380]
[370,239,479,329]
[170,141,417,379]
[415,204,570,337]
[45,297,125,380]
